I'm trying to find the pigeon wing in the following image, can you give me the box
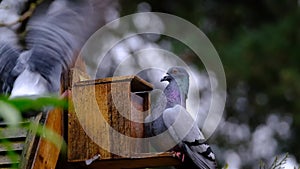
[163,105,217,169]
[162,105,205,143]
[0,44,20,94]
[145,89,167,136]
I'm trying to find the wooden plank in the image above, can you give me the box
[30,108,63,169]
[97,83,111,159]
[111,82,131,158]
[68,84,112,161]
[130,93,149,154]
[73,76,153,92]
[0,142,24,153]
[19,114,43,169]
[63,68,91,89]
[130,76,154,92]
[0,155,20,165]
[76,152,180,169]
[0,128,27,139]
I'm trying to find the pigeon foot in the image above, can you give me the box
[172,151,185,162]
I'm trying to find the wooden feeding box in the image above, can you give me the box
[68,75,153,163]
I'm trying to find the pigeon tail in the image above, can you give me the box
[182,143,217,169]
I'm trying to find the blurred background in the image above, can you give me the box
[1,0,299,168]
[93,0,300,168]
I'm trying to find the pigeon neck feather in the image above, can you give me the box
[164,79,188,108]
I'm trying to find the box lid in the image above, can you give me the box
[73,75,153,92]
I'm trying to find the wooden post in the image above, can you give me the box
[30,108,63,169]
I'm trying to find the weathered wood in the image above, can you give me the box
[68,87,111,161]
[0,117,41,168]
[61,68,91,91]
[0,155,20,166]
[0,128,27,140]
[130,93,149,154]
[30,108,63,169]
[0,142,24,153]
[68,76,153,163]
[73,75,153,91]
[19,114,43,169]
[18,108,63,169]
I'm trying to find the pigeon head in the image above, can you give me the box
[161,66,189,81]
[161,66,190,100]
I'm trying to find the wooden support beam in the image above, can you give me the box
[30,108,63,169]
[19,109,64,169]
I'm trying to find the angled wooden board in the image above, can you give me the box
[31,108,63,169]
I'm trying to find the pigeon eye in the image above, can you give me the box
[172,69,178,74]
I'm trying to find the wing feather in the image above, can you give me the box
[162,105,205,142]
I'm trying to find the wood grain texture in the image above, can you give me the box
[68,76,152,162]
[73,75,153,92]
[18,114,42,169]
[30,108,63,169]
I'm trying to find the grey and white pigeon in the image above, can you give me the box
[0,0,117,97]
[145,66,217,169]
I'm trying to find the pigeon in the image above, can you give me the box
[9,0,103,98]
[0,0,116,97]
[145,66,217,169]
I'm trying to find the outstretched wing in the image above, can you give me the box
[0,44,20,94]
[10,0,108,97]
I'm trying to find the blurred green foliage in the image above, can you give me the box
[0,96,67,168]
[4,96,67,113]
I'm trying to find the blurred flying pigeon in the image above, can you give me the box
[145,66,217,169]
[0,0,115,97]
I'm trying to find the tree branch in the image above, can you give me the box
[0,0,44,27]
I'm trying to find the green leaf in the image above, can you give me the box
[8,96,67,112]
[0,101,22,127]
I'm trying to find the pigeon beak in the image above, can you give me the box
[160,74,171,82]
